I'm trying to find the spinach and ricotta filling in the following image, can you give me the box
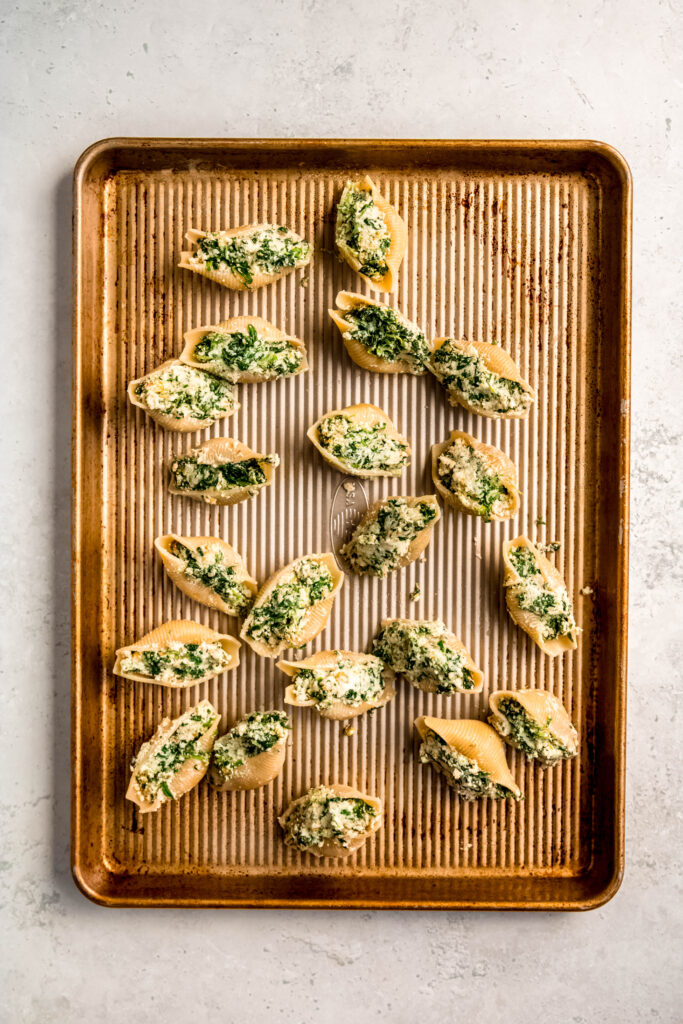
[170,541,253,616]
[170,454,279,493]
[282,786,377,850]
[211,710,290,780]
[191,226,311,286]
[134,364,236,422]
[190,323,303,381]
[132,705,217,802]
[492,698,572,763]
[430,342,531,414]
[437,438,511,520]
[336,183,391,280]
[244,558,335,649]
[316,414,409,474]
[291,655,385,711]
[419,730,514,800]
[341,498,438,577]
[507,546,578,643]
[121,641,231,683]
[372,620,476,694]
[343,303,429,372]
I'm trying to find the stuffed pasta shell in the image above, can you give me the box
[307,403,410,478]
[278,650,395,720]
[209,710,291,792]
[168,436,279,506]
[127,700,220,813]
[154,535,257,618]
[340,495,440,578]
[278,784,382,858]
[429,338,534,419]
[335,176,406,292]
[503,537,579,656]
[329,291,429,374]
[113,620,240,687]
[240,553,344,658]
[431,430,520,521]
[488,689,579,766]
[372,619,483,695]
[128,359,238,432]
[179,224,312,291]
[180,316,307,384]
[415,717,521,801]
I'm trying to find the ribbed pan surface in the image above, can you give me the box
[73,141,630,907]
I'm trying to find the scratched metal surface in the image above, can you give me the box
[72,141,629,907]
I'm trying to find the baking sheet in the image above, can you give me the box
[72,139,631,908]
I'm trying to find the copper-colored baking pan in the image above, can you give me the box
[72,138,631,909]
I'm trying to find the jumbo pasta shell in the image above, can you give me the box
[335,176,407,293]
[278,783,383,859]
[179,224,312,292]
[502,536,579,656]
[329,291,427,375]
[430,337,534,419]
[180,316,308,383]
[488,688,579,759]
[472,340,529,387]
[377,618,484,694]
[113,619,241,687]
[307,403,411,478]
[209,734,289,793]
[126,700,220,813]
[127,359,238,432]
[154,534,257,616]
[414,716,521,798]
[168,436,279,507]
[278,650,396,720]
[240,553,345,658]
[341,495,441,578]
[431,430,521,521]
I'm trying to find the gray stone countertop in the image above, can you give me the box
[1,1,681,1020]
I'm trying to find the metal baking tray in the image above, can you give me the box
[72,138,631,909]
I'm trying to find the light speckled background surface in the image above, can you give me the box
[1,1,681,1021]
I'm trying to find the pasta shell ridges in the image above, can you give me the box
[210,737,288,793]
[415,716,520,797]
